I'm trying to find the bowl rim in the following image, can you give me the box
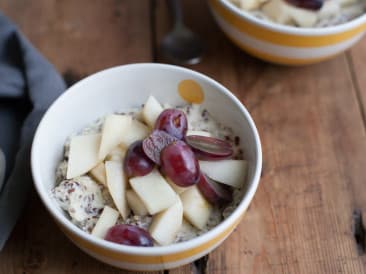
[31,63,262,256]
[218,0,366,35]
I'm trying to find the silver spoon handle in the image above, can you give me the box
[0,148,5,191]
[167,0,183,27]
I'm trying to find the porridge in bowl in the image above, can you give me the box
[52,95,248,247]
[228,0,366,27]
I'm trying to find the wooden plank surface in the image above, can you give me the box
[348,40,366,129]
[0,1,155,274]
[156,1,366,273]
[2,0,366,273]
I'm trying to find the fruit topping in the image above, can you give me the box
[185,135,233,160]
[124,140,154,178]
[105,224,154,247]
[160,140,200,187]
[154,109,188,140]
[142,130,178,164]
[199,160,247,188]
[129,170,178,215]
[284,0,323,11]
[197,173,232,205]
[180,186,212,229]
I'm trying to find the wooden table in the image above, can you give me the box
[1,1,366,273]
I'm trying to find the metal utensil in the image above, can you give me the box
[0,149,5,191]
[160,0,204,65]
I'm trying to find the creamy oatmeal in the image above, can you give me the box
[229,0,366,28]
[52,97,247,246]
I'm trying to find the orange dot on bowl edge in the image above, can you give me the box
[178,79,204,104]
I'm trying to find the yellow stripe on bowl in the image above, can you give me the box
[211,8,365,65]
[56,215,243,267]
[210,0,366,48]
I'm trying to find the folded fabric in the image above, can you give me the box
[0,12,66,250]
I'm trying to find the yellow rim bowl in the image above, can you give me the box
[31,63,262,271]
[208,0,366,65]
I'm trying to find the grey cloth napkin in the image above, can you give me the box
[0,12,66,250]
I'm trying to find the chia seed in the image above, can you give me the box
[234,136,240,146]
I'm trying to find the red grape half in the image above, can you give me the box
[284,0,323,10]
[197,173,233,205]
[142,130,178,165]
[124,140,154,178]
[105,224,154,247]
[185,135,233,160]
[160,140,200,187]
[154,109,188,140]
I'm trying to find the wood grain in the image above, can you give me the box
[348,38,366,130]
[0,0,152,75]
[0,1,156,274]
[154,1,366,273]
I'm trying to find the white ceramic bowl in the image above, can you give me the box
[31,63,262,271]
[209,0,366,65]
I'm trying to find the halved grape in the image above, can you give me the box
[105,224,154,247]
[124,141,154,178]
[160,140,200,187]
[197,173,232,205]
[142,130,178,165]
[154,109,188,140]
[185,135,233,160]
[284,0,323,10]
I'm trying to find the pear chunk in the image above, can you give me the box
[199,160,247,188]
[186,130,212,137]
[287,6,317,27]
[66,133,101,179]
[120,119,150,147]
[99,114,132,160]
[142,95,164,128]
[180,186,212,230]
[89,162,107,185]
[105,161,129,219]
[262,0,293,25]
[166,177,190,195]
[150,198,183,246]
[126,189,149,216]
[238,0,265,10]
[129,170,177,214]
[106,145,127,162]
[91,206,119,238]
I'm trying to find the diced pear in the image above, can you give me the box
[287,6,317,27]
[105,161,130,219]
[66,134,101,179]
[91,206,119,238]
[149,198,183,246]
[129,170,177,214]
[106,145,127,162]
[99,114,132,160]
[120,119,150,147]
[186,130,212,137]
[126,189,149,216]
[338,0,357,7]
[142,95,164,128]
[199,160,247,188]
[89,162,107,185]
[166,177,190,195]
[262,0,292,25]
[238,0,265,10]
[319,1,340,19]
[231,0,240,4]
[132,109,144,122]
[180,186,212,230]
[162,103,173,109]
